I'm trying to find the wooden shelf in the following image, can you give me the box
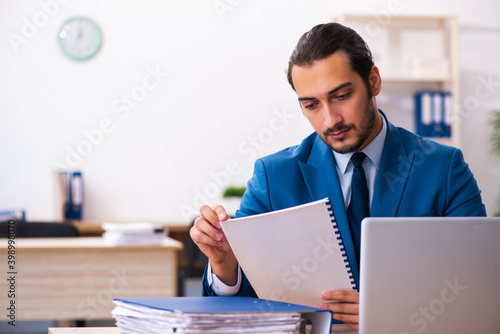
[335,13,453,23]
[334,14,460,148]
[382,76,451,84]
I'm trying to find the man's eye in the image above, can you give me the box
[304,103,317,110]
[336,92,351,100]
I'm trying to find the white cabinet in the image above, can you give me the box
[335,14,460,148]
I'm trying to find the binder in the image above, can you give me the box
[415,91,452,138]
[0,208,26,222]
[68,171,83,219]
[56,169,84,220]
[443,92,453,137]
[112,296,333,334]
[221,198,356,308]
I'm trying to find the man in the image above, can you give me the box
[190,23,486,329]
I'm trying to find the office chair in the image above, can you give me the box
[0,221,80,238]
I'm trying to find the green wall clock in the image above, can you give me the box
[58,16,102,61]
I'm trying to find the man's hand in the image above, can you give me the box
[319,290,359,330]
[189,205,238,285]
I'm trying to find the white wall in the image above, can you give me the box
[1,0,499,223]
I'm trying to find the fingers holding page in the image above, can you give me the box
[190,204,237,277]
[320,290,359,303]
[210,204,229,224]
[319,290,359,330]
[190,204,233,259]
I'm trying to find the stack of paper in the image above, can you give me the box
[102,222,166,246]
[112,297,333,334]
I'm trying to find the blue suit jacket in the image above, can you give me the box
[202,112,486,297]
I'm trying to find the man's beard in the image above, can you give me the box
[320,100,377,154]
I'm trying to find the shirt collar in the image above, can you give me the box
[333,112,387,174]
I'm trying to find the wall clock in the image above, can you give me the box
[58,16,102,61]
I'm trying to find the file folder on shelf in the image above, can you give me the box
[56,169,83,220]
[112,296,333,334]
[415,91,452,138]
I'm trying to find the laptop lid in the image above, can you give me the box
[359,217,500,334]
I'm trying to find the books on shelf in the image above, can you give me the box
[55,169,84,220]
[102,222,166,246]
[415,91,452,138]
[112,296,333,334]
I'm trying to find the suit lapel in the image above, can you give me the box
[298,136,360,287]
[295,114,414,288]
[371,118,414,217]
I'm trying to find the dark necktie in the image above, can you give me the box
[347,152,370,267]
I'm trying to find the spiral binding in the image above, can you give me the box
[325,200,357,290]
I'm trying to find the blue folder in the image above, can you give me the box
[114,296,333,333]
[415,91,452,138]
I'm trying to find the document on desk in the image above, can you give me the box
[221,198,356,308]
[112,296,333,334]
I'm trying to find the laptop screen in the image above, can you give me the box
[359,217,500,334]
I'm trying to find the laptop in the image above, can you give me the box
[359,217,500,334]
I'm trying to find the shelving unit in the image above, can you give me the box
[335,14,460,148]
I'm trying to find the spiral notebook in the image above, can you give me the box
[221,198,356,308]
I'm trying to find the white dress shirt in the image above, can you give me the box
[333,114,387,210]
[208,113,388,295]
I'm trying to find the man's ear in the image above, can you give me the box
[369,65,382,96]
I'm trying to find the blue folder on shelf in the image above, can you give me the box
[414,90,452,138]
[57,169,83,220]
[112,296,333,334]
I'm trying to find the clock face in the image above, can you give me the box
[58,16,102,61]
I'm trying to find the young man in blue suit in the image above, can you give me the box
[190,23,486,329]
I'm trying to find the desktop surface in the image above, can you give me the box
[48,328,120,334]
[0,237,182,321]
[48,327,357,334]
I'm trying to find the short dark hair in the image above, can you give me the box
[287,23,374,96]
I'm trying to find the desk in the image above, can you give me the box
[49,327,120,334]
[71,220,191,268]
[48,327,357,333]
[0,237,182,321]
[70,220,190,237]
[49,328,120,334]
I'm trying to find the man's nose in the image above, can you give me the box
[323,105,342,129]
